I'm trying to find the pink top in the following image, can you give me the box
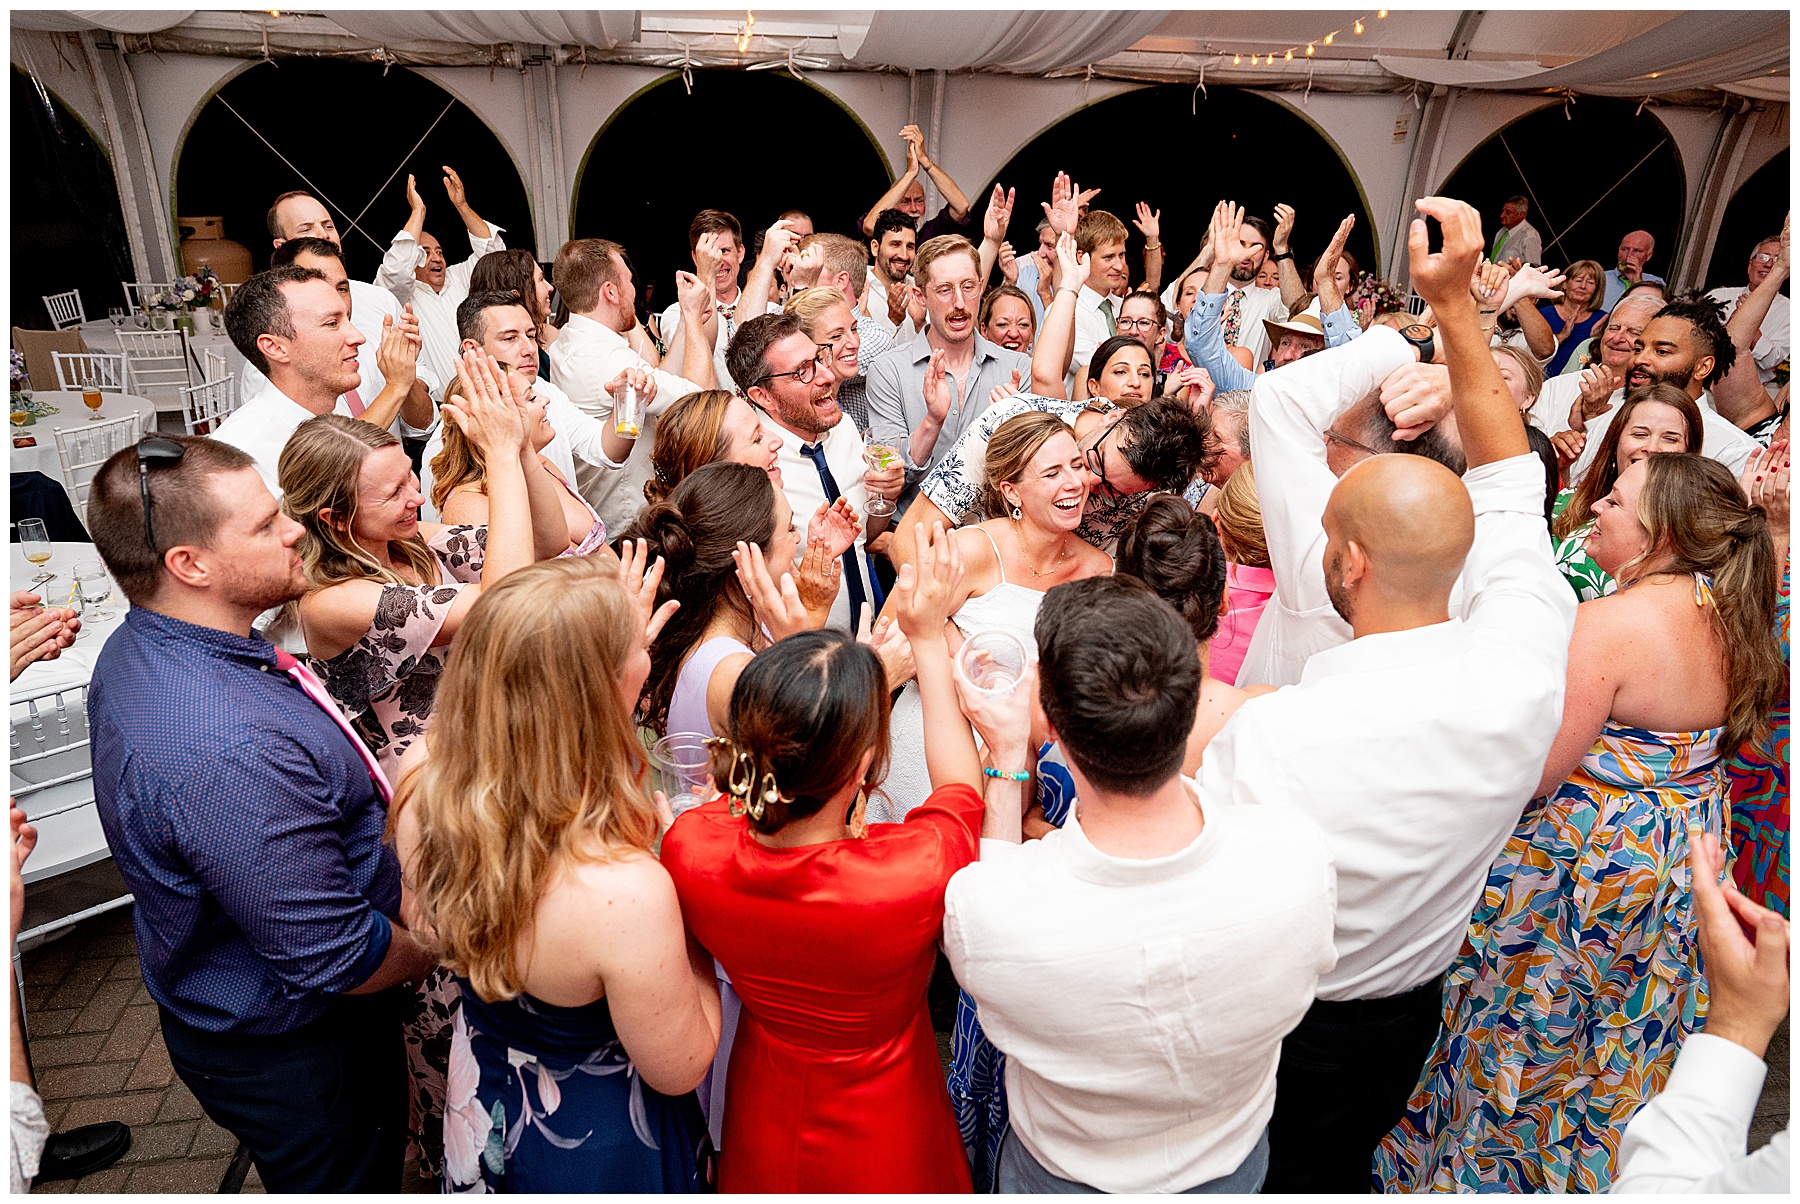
[1208,562,1276,687]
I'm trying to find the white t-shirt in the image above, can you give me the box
[943,785,1337,1193]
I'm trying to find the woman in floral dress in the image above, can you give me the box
[1376,454,1785,1192]
[281,350,563,1178]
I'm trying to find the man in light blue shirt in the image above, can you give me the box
[1601,229,1664,309]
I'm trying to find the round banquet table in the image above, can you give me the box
[9,541,128,698]
[11,391,161,481]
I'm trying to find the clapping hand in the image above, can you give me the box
[807,498,860,558]
[405,173,425,217]
[1408,196,1486,315]
[1568,363,1618,432]
[900,124,931,170]
[891,521,965,643]
[1272,203,1297,256]
[442,165,470,210]
[617,538,680,641]
[989,367,1024,409]
[792,537,842,626]
[447,350,526,456]
[923,346,963,423]
[997,242,1019,284]
[983,184,1016,244]
[733,540,815,642]
[1739,439,1791,547]
[375,306,421,389]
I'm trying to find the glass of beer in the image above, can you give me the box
[83,383,105,419]
[20,518,53,586]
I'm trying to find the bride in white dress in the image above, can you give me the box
[873,410,1112,821]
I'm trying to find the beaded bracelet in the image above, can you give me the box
[983,766,1032,782]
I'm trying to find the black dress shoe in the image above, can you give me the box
[33,1121,132,1183]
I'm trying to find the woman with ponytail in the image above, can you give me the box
[1381,452,1784,1192]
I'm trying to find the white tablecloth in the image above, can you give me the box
[11,391,160,482]
[75,319,245,407]
[10,541,127,698]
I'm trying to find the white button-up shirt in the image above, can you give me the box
[1566,388,1759,486]
[212,381,352,497]
[547,312,702,535]
[763,410,872,632]
[943,786,1337,1193]
[1070,285,1116,381]
[858,268,921,344]
[1614,1033,1789,1193]
[1201,452,1576,1001]
[1706,285,1789,391]
[657,295,778,395]
[375,225,506,394]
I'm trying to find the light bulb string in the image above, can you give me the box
[1223,9,1386,68]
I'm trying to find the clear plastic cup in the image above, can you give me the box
[955,630,1029,696]
[652,733,714,819]
[613,384,644,438]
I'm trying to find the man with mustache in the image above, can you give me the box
[866,235,1030,506]
[858,208,924,342]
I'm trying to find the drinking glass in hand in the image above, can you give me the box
[73,560,114,623]
[955,630,1029,696]
[862,444,899,539]
[19,518,53,587]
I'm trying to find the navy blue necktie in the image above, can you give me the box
[799,441,885,629]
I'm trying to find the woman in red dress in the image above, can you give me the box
[661,524,990,1192]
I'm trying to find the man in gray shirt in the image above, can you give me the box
[866,233,1031,508]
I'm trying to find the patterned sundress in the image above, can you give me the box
[1725,551,1790,915]
[1550,488,1615,603]
[1373,711,1725,1193]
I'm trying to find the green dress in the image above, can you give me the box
[1550,488,1615,602]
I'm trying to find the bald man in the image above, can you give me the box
[375,168,505,397]
[1602,229,1664,310]
[1201,196,1576,1192]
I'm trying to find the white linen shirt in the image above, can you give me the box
[763,410,872,632]
[1613,1033,1788,1193]
[1706,285,1789,391]
[942,786,1337,1193]
[1201,452,1576,1000]
[547,312,703,535]
[212,381,352,496]
[1567,389,1759,487]
[376,225,506,394]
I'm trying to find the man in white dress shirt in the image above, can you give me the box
[1562,296,1760,485]
[375,168,505,394]
[547,238,717,534]
[658,209,755,393]
[1202,197,1576,1192]
[732,313,902,632]
[1067,209,1134,383]
[216,267,418,497]
[1487,195,1542,267]
[1705,231,1789,398]
[857,209,923,343]
[944,575,1337,1194]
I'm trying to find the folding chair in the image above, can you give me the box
[41,289,86,331]
[51,351,128,394]
[180,375,239,436]
[116,328,195,395]
[50,411,145,510]
[120,281,173,317]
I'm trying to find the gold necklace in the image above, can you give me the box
[1016,524,1073,578]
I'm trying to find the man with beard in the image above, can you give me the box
[375,168,505,392]
[1200,196,1575,1193]
[1601,229,1665,310]
[1528,291,1664,435]
[731,313,904,631]
[84,435,435,1191]
[1211,209,1287,366]
[859,208,925,343]
[866,235,1031,503]
[659,209,758,392]
[1562,296,1760,486]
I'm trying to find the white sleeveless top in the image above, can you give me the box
[951,527,1048,646]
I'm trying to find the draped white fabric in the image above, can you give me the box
[327,11,642,50]
[1375,10,1787,97]
[10,10,193,34]
[843,10,1166,74]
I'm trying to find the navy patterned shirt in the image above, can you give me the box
[89,607,401,1034]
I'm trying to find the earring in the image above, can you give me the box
[847,787,870,839]
[1010,504,1023,521]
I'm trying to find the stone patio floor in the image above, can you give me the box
[16,903,1791,1192]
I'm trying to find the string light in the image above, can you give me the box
[1354,19,1365,34]
[735,10,755,54]
[1233,53,1242,65]
[1377,9,1388,17]
[1305,42,1315,56]
[1231,11,1377,68]
[1324,31,1335,45]
[1285,48,1293,61]
[1251,55,1259,65]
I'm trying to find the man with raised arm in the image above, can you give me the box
[860,123,973,244]
[659,209,759,392]
[1200,196,1576,1192]
[375,167,505,389]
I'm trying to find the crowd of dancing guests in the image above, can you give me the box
[27,154,1788,1194]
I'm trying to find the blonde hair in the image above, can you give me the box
[1566,259,1605,310]
[913,234,981,290]
[395,557,657,1003]
[1492,343,1544,407]
[784,285,852,337]
[280,415,438,589]
[1215,461,1269,568]
[427,376,486,514]
[980,411,1074,518]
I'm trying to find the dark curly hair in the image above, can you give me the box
[613,462,775,733]
[1654,294,1737,387]
[1113,494,1231,648]
[1116,395,1215,493]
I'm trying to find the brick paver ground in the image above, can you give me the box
[17,904,1791,1191]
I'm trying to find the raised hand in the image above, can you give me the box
[1507,263,1565,306]
[1042,171,1085,237]
[1209,201,1252,273]
[1052,230,1089,294]
[891,521,966,641]
[792,536,843,625]
[674,269,712,317]
[1550,428,1586,467]
[983,184,1016,243]
[900,123,930,169]
[997,242,1019,284]
[1689,831,1790,1059]
[692,231,725,286]
[1132,202,1161,243]
[1176,364,1215,412]
[807,498,861,558]
[1272,203,1297,256]
[1470,259,1510,308]
[617,537,680,641]
[1408,196,1486,314]
[759,218,800,268]
[733,540,815,642]
[989,367,1024,409]
[1569,363,1619,432]
[1313,214,1356,295]
[923,346,964,423]
[405,173,425,217]
[447,350,526,456]
[442,165,468,209]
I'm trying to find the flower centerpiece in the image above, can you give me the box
[1349,274,1411,329]
[10,349,60,426]
[167,268,223,333]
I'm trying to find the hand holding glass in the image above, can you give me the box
[652,733,714,820]
[863,444,899,538]
[955,630,1029,696]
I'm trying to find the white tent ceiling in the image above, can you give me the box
[9,8,1789,101]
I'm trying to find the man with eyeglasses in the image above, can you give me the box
[81,434,436,1191]
[1705,231,1789,400]
[866,235,1031,507]
[730,313,903,632]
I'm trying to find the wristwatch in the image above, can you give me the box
[1399,323,1436,363]
[1271,251,1295,262]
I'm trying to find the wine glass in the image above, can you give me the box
[81,372,105,420]
[73,560,115,623]
[108,307,126,328]
[131,309,147,329]
[19,518,53,587]
[862,444,899,538]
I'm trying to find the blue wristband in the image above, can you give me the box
[982,766,1031,783]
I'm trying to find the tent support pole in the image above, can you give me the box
[79,30,179,284]
[1391,85,1455,286]
[519,44,569,258]
[1673,99,1755,293]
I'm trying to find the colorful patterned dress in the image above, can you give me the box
[1373,716,1725,1193]
[1725,551,1790,915]
[1550,488,1615,603]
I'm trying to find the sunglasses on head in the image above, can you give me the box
[137,437,185,553]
